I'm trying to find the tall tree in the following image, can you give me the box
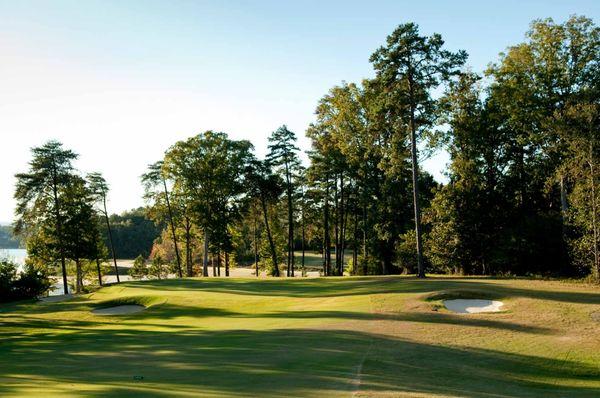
[164,131,252,277]
[14,141,78,295]
[142,161,183,277]
[486,16,600,273]
[62,176,102,293]
[370,23,467,278]
[87,172,120,282]
[556,103,600,278]
[268,125,300,277]
[246,158,284,276]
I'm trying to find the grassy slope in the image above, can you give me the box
[0,277,599,397]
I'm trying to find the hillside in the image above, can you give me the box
[0,225,20,249]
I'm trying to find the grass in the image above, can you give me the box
[1,276,599,397]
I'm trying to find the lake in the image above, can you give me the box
[0,248,27,265]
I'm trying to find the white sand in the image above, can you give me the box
[444,299,504,314]
[92,305,145,315]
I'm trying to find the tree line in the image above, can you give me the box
[13,15,600,291]
[145,15,599,279]
[14,142,121,294]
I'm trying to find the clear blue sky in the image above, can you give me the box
[1,0,598,222]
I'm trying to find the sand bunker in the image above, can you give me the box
[92,305,145,315]
[444,299,504,314]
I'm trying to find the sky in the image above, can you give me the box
[1,0,598,223]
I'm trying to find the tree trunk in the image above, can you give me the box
[185,216,192,277]
[261,195,279,277]
[96,258,103,286]
[51,161,68,295]
[301,207,306,276]
[324,174,331,276]
[408,78,425,278]
[285,163,294,277]
[589,142,599,279]
[559,175,570,273]
[225,252,230,277]
[75,258,83,294]
[340,173,346,275]
[203,229,209,277]
[103,197,120,283]
[163,178,183,278]
[362,188,368,276]
[217,250,221,277]
[334,173,340,275]
[212,254,216,276]
[352,188,358,274]
[253,210,259,277]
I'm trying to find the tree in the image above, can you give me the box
[14,141,78,295]
[556,103,600,278]
[485,15,600,275]
[129,255,148,279]
[164,131,253,277]
[142,162,183,277]
[149,255,166,279]
[427,72,507,275]
[87,172,120,283]
[268,125,301,277]
[61,176,102,293]
[245,158,284,276]
[370,23,467,278]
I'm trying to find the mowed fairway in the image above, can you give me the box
[1,277,599,397]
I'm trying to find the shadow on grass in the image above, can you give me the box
[1,300,556,336]
[0,320,598,397]
[242,310,556,335]
[128,276,600,305]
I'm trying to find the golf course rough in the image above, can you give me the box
[1,276,599,397]
[92,304,146,315]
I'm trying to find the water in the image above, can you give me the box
[0,248,27,266]
[0,248,64,295]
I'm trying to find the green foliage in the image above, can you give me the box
[13,140,78,266]
[148,255,166,279]
[0,259,51,302]
[129,255,148,279]
[104,208,160,259]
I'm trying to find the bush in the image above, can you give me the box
[148,255,166,279]
[0,259,51,302]
[129,255,148,279]
[0,260,17,296]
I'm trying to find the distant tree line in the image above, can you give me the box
[0,225,21,249]
[101,208,160,259]
[13,142,121,294]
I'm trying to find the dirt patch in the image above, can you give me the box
[92,305,145,315]
[591,311,600,322]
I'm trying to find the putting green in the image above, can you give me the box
[1,276,599,397]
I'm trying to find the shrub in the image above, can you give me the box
[0,259,51,302]
[12,264,52,299]
[148,255,166,279]
[0,260,17,297]
[129,255,148,279]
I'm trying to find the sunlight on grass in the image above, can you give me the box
[1,276,599,397]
